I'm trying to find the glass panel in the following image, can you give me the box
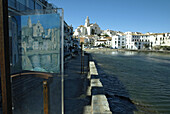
[35,2,42,9]
[21,14,60,73]
[8,9,63,113]
[8,0,16,9]
[28,0,34,9]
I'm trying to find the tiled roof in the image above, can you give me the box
[79,25,84,27]
[105,37,112,40]
[97,39,107,41]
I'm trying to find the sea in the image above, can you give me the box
[90,51,170,114]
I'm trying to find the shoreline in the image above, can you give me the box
[88,52,167,113]
[85,48,170,54]
[89,53,138,113]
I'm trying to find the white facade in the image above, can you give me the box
[149,33,170,47]
[124,32,170,50]
[106,40,112,47]
[163,33,170,46]
[124,32,135,49]
[101,29,121,37]
[94,37,112,47]
[124,32,151,50]
[112,35,126,49]
[94,39,107,47]
[92,31,170,50]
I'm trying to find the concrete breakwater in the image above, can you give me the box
[85,48,170,53]
[86,52,138,113]
[88,61,112,114]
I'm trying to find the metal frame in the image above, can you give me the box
[0,0,13,114]
[61,8,64,114]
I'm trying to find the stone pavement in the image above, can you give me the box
[64,53,91,114]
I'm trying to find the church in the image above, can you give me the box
[73,16,101,36]
[21,16,59,52]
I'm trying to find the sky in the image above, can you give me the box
[48,0,170,33]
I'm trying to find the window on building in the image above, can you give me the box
[122,42,124,45]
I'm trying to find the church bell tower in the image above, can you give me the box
[27,16,32,28]
[85,16,90,27]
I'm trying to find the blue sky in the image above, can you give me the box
[48,0,170,33]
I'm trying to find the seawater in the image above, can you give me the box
[90,51,170,114]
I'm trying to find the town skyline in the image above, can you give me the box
[49,0,170,33]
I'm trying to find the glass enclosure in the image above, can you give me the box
[8,9,63,113]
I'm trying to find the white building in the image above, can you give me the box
[124,32,151,50]
[74,16,101,36]
[101,29,123,37]
[112,35,126,49]
[163,33,170,46]
[94,37,112,47]
[94,39,107,47]
[149,33,170,47]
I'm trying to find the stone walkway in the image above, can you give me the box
[64,53,91,114]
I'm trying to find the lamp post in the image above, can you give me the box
[81,43,84,74]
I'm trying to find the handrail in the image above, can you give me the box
[11,72,53,79]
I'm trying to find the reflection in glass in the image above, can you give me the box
[21,14,60,73]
